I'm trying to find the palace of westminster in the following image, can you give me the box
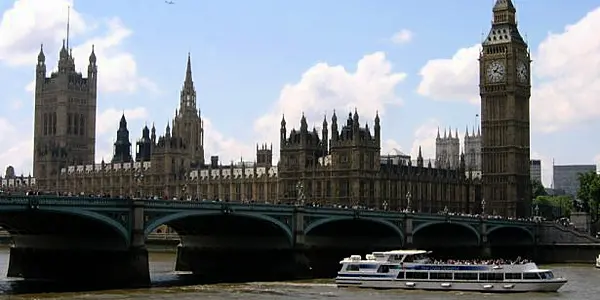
[0,0,531,217]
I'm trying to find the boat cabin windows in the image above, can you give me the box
[405,272,428,280]
[539,271,554,279]
[377,265,399,273]
[396,272,405,279]
[429,272,453,280]
[454,272,478,281]
[479,273,504,281]
[345,264,378,272]
[504,273,522,280]
[346,264,360,271]
[402,253,428,263]
[523,272,541,280]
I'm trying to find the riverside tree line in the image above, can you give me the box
[532,171,600,223]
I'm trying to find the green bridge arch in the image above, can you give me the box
[304,216,404,241]
[0,206,130,246]
[486,225,535,242]
[144,211,294,244]
[413,221,481,241]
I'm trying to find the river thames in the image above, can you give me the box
[0,248,597,299]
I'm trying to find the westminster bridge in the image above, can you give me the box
[0,195,596,286]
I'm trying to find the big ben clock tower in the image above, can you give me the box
[479,0,531,217]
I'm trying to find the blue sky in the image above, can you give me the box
[0,0,599,187]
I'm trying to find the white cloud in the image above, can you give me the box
[416,44,480,104]
[381,139,406,157]
[0,0,86,66]
[0,0,155,94]
[203,118,255,164]
[254,52,407,161]
[70,18,157,94]
[0,118,33,176]
[416,7,600,132]
[409,118,440,160]
[391,29,414,44]
[531,7,600,132]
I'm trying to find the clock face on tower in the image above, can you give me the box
[516,61,528,83]
[486,61,505,83]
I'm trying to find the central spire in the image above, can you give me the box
[184,52,194,90]
[66,5,71,49]
[180,53,197,110]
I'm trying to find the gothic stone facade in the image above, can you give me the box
[435,128,460,169]
[56,55,279,200]
[277,112,482,213]
[33,42,97,189]
[47,50,482,213]
[480,0,532,217]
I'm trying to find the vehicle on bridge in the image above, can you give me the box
[336,250,567,293]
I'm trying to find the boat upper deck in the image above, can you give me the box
[340,250,538,272]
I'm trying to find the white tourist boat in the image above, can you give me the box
[336,250,567,293]
[595,254,600,268]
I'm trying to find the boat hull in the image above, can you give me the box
[336,277,567,293]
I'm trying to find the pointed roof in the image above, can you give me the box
[183,52,194,89]
[37,44,45,62]
[493,0,516,12]
[119,113,127,128]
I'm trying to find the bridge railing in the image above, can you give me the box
[0,194,539,226]
[143,199,297,212]
[0,194,131,207]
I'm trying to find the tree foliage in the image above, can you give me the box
[531,180,547,199]
[577,171,600,222]
[533,195,572,219]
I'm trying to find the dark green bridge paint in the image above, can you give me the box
[0,195,540,286]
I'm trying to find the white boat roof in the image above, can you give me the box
[379,250,429,255]
[528,268,550,272]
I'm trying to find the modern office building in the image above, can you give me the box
[530,160,542,184]
[553,164,597,197]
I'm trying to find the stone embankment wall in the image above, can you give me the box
[536,223,600,263]
[538,223,600,245]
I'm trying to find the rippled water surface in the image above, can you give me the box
[0,248,596,299]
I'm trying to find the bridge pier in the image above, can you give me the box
[174,245,311,281]
[480,229,492,258]
[7,246,150,287]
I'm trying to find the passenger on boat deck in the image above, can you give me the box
[431,257,530,265]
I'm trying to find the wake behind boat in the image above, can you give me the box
[336,250,567,293]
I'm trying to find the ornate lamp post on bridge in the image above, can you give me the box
[181,183,189,201]
[534,204,540,217]
[406,191,412,212]
[295,181,306,206]
[382,200,388,211]
[481,198,486,216]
